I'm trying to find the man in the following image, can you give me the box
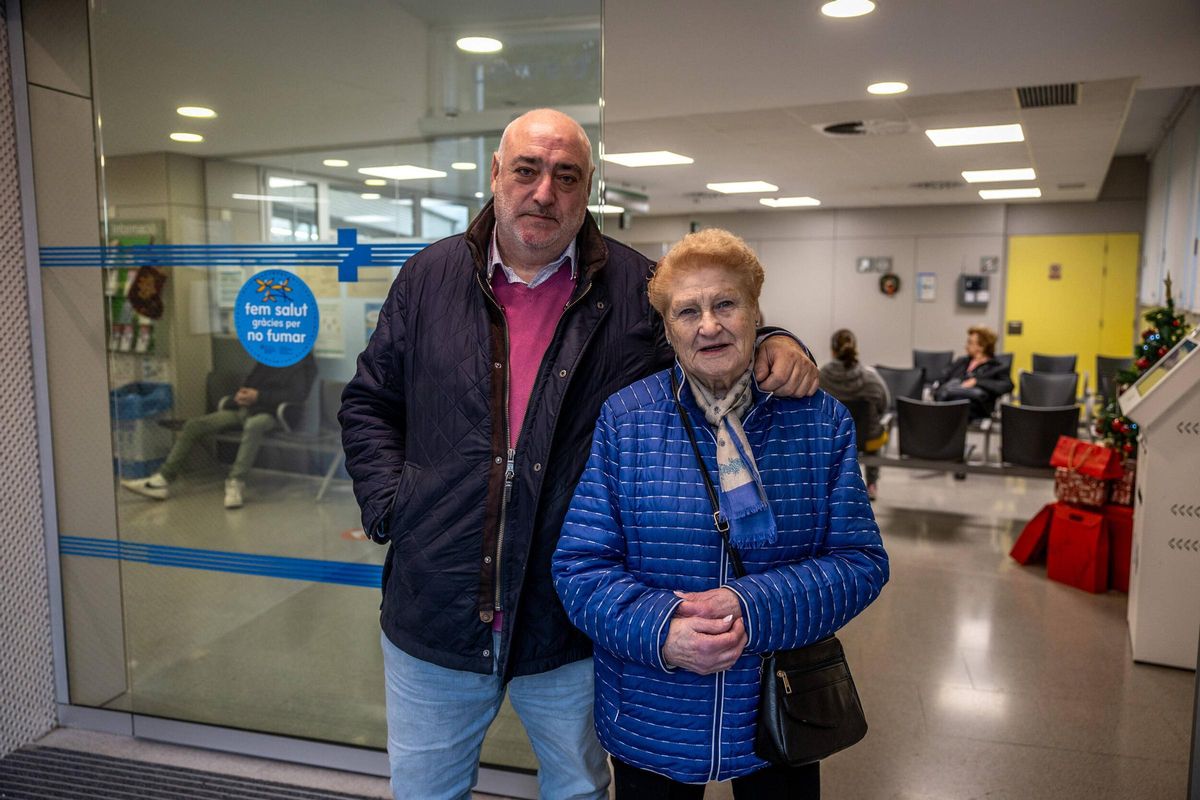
[339,109,817,800]
[122,353,316,509]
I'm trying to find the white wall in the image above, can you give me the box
[1142,90,1200,311]
[616,198,1147,367]
[619,205,1006,368]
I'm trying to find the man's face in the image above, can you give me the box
[491,116,593,268]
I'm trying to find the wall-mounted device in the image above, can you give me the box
[957,274,989,307]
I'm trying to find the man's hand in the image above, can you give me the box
[754,336,819,397]
[662,614,747,675]
[673,587,742,621]
[962,378,977,389]
[234,387,259,407]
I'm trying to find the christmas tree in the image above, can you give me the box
[1093,274,1191,454]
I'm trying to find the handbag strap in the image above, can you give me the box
[670,370,747,579]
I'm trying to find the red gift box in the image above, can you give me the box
[1104,504,1134,593]
[1109,458,1136,506]
[1054,467,1107,507]
[1010,503,1054,565]
[1047,504,1109,593]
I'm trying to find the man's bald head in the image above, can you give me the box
[490,108,595,276]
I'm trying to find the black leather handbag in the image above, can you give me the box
[671,373,868,766]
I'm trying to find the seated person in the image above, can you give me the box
[933,326,1012,420]
[122,353,316,509]
[819,328,890,500]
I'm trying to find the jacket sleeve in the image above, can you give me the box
[972,359,1014,398]
[725,405,889,654]
[552,405,683,672]
[938,356,968,385]
[338,269,408,543]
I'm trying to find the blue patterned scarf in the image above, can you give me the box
[686,371,778,549]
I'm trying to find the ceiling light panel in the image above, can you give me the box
[457,36,502,53]
[925,124,1024,147]
[169,132,203,143]
[451,162,477,170]
[601,151,694,167]
[820,0,876,18]
[268,177,308,188]
[707,181,779,194]
[363,179,387,186]
[360,193,381,200]
[176,106,216,118]
[961,168,1036,183]
[867,82,908,95]
[760,197,821,207]
[323,159,349,167]
[359,165,447,181]
[978,187,1041,199]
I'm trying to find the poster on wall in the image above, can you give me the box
[364,301,383,345]
[917,272,937,302]
[316,300,345,356]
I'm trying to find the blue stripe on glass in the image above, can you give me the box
[59,536,382,588]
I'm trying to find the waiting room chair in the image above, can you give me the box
[999,402,1080,468]
[896,397,972,462]
[1018,370,1079,408]
[875,366,924,410]
[994,352,1014,378]
[841,398,872,452]
[913,349,954,385]
[1031,353,1077,374]
[1095,355,1133,403]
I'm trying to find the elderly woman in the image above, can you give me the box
[552,229,888,798]
[934,325,1013,420]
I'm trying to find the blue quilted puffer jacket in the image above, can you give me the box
[552,365,889,784]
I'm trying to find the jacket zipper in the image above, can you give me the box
[478,274,514,623]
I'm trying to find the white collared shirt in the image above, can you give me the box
[488,226,577,288]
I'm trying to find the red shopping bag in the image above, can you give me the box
[1054,468,1108,507]
[1104,505,1134,593]
[1047,504,1109,593]
[1010,503,1054,565]
[1109,458,1136,506]
[1049,436,1123,479]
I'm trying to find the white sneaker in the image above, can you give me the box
[224,479,245,509]
[121,473,169,500]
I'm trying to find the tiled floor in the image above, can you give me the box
[51,458,1196,798]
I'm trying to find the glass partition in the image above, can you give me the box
[68,0,601,774]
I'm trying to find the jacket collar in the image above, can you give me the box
[465,199,610,282]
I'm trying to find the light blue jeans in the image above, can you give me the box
[381,631,609,800]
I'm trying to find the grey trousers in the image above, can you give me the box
[159,408,276,482]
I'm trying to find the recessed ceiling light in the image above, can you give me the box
[359,165,448,181]
[456,36,502,53]
[268,177,308,188]
[364,179,388,186]
[760,197,821,208]
[867,82,908,95]
[451,162,477,171]
[962,168,1037,183]
[587,204,625,214]
[707,181,779,194]
[474,191,485,199]
[601,151,694,167]
[821,0,876,18]
[344,215,392,224]
[925,124,1024,147]
[979,187,1041,200]
[169,132,203,143]
[176,106,216,118]
[323,158,349,167]
[361,193,381,200]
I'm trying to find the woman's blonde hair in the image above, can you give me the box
[648,228,764,316]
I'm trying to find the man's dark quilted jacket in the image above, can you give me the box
[339,201,672,680]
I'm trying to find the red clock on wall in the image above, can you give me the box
[879,273,901,296]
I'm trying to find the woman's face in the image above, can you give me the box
[663,263,758,395]
[966,332,984,359]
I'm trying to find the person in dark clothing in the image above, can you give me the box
[819,328,890,499]
[121,352,316,509]
[934,326,1012,420]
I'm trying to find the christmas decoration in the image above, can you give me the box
[1094,274,1191,453]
